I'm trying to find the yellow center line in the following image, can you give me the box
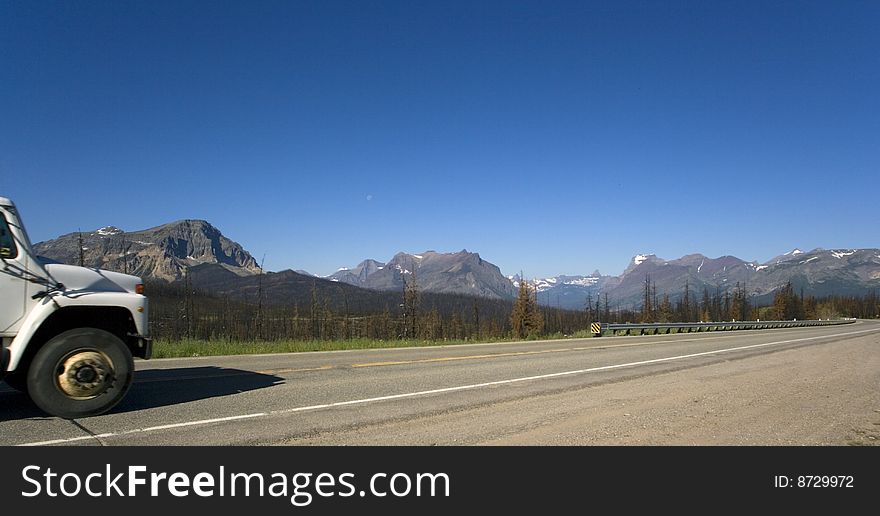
[136,365,334,383]
[351,348,573,368]
[255,365,336,375]
[349,337,724,368]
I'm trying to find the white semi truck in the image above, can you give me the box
[1,196,151,418]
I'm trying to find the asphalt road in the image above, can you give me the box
[2,320,879,446]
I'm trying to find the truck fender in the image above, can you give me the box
[5,296,59,372]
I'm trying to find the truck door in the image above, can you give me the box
[0,212,26,336]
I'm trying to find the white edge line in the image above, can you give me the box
[18,326,879,446]
[19,414,268,447]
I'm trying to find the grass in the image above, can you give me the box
[151,336,517,358]
[158,322,821,358]
[149,331,611,358]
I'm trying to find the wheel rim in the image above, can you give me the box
[54,349,115,400]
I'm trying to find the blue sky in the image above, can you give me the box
[2,1,878,278]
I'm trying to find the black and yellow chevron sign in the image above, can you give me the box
[590,322,601,334]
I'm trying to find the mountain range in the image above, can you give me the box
[516,249,880,310]
[32,220,880,311]
[508,272,619,309]
[327,250,516,300]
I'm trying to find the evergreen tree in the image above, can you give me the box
[730,282,750,321]
[773,281,802,320]
[722,289,731,321]
[658,292,672,323]
[701,287,711,322]
[472,301,481,340]
[679,280,692,322]
[640,273,653,323]
[511,279,543,338]
[403,267,420,339]
[77,230,85,267]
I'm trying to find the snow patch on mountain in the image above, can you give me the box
[516,275,602,292]
[565,277,599,287]
[95,226,123,237]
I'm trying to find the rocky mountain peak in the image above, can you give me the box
[34,219,259,281]
[622,253,661,275]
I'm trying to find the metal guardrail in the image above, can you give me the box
[594,319,857,336]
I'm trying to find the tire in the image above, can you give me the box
[26,328,134,419]
[3,370,28,393]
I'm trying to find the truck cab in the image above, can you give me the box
[1,196,150,418]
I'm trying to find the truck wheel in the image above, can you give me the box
[26,328,134,419]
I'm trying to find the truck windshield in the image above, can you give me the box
[0,213,18,259]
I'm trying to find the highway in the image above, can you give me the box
[2,320,879,446]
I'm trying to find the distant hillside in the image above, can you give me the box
[185,264,392,312]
